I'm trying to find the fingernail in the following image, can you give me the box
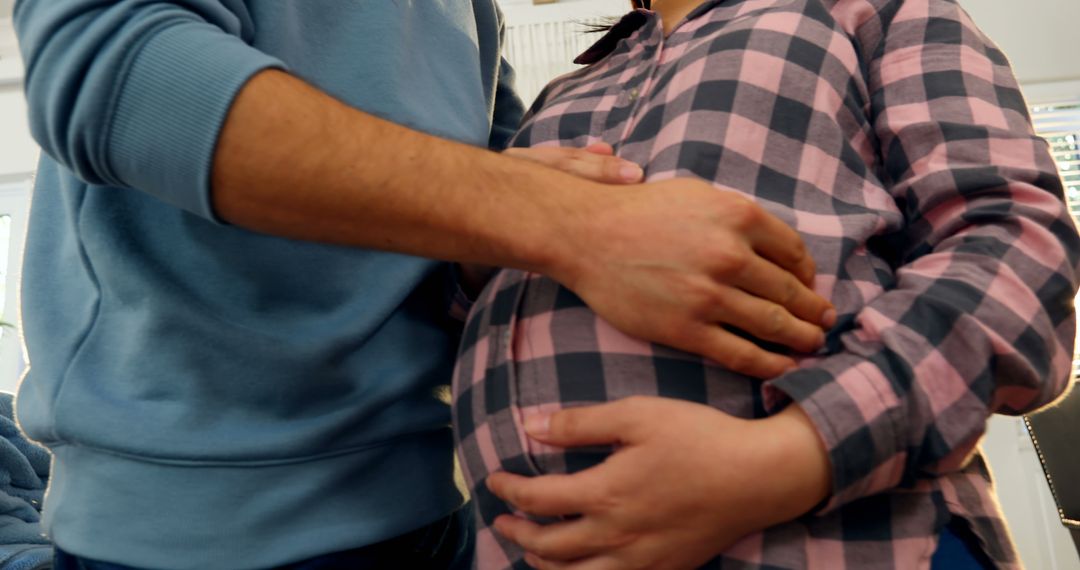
[821,308,836,329]
[619,163,644,181]
[524,413,550,437]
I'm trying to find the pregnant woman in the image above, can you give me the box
[454,0,1080,568]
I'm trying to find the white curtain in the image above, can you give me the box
[504,17,609,105]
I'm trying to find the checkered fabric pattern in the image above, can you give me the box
[453,1,1080,568]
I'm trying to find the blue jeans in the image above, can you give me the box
[930,520,993,570]
[54,506,474,570]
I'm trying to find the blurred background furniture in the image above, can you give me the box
[1027,385,1080,559]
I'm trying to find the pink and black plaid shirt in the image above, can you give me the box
[453,1,1080,568]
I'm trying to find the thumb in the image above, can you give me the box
[524,399,645,447]
[582,141,615,156]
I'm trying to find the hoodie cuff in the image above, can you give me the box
[107,23,286,222]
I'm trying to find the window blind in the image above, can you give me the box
[1032,100,1080,222]
[1030,98,1080,379]
[504,18,606,105]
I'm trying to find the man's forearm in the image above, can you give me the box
[211,70,836,378]
[212,70,585,275]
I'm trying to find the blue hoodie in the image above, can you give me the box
[12,1,523,568]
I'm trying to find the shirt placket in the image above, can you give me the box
[604,17,666,151]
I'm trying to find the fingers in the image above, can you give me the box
[524,554,622,570]
[487,471,604,517]
[705,285,824,354]
[524,399,643,446]
[717,198,835,328]
[736,201,816,288]
[493,515,612,562]
[729,255,834,335]
[505,147,643,184]
[680,323,797,379]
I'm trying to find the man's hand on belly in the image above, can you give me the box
[485,397,832,570]
[548,179,835,378]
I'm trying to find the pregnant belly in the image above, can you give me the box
[511,273,765,416]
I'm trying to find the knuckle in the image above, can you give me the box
[604,157,625,177]
[763,305,787,336]
[791,239,809,263]
[530,535,559,559]
[557,155,578,172]
[723,345,756,373]
[664,322,697,351]
[781,276,799,305]
[598,529,634,553]
[726,198,760,227]
[550,410,575,439]
[690,285,721,317]
[714,248,750,276]
[509,486,535,512]
[590,481,620,511]
[706,286,734,313]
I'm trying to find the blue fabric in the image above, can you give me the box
[0,393,52,570]
[0,546,52,570]
[931,523,991,570]
[12,1,523,568]
[54,506,474,570]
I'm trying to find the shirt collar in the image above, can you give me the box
[573,1,724,65]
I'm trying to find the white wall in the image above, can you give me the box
[0,14,34,179]
[0,89,35,178]
[0,13,32,396]
[503,0,1080,85]
[962,0,1080,85]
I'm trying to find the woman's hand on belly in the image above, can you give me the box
[485,396,831,570]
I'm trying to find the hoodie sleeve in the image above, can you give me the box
[13,0,285,221]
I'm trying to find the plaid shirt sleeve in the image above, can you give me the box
[766,0,1080,513]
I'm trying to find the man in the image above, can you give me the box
[12,2,831,568]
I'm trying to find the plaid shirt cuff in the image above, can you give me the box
[765,352,906,514]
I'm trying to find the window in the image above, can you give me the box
[1031,101,1080,221]
[1028,84,1080,379]
[501,1,625,105]
[504,18,607,105]
[0,177,30,394]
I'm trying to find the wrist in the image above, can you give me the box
[756,405,833,522]
[520,177,612,287]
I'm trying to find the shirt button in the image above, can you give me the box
[503,329,512,345]
[629,87,640,102]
